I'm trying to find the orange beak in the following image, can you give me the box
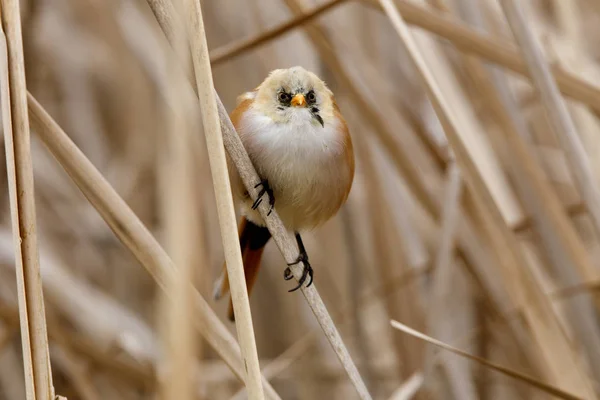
[290,93,306,107]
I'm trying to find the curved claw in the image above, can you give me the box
[285,255,313,292]
[252,180,275,215]
[306,268,314,288]
[283,267,294,281]
[288,280,303,292]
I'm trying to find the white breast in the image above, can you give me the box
[236,107,351,231]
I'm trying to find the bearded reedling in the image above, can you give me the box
[214,66,355,321]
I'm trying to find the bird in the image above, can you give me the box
[213,66,355,321]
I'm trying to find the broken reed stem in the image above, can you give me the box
[376,0,598,398]
[209,0,600,113]
[145,1,372,398]
[183,1,264,398]
[26,93,282,400]
[0,2,55,399]
[209,0,349,64]
[498,0,600,238]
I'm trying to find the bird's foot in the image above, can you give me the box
[284,251,313,292]
[251,179,275,216]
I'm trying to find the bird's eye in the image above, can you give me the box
[278,92,291,103]
[306,91,316,103]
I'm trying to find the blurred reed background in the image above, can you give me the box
[0,0,599,398]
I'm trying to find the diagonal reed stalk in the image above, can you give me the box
[498,0,600,238]
[145,1,372,398]
[182,0,264,398]
[209,0,350,64]
[390,320,583,400]
[454,0,600,374]
[0,2,55,399]
[376,0,598,398]
[26,93,282,400]
[209,0,600,113]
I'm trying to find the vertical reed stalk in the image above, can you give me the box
[0,2,54,398]
[158,1,202,397]
[182,0,264,398]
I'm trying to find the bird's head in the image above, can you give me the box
[253,66,335,128]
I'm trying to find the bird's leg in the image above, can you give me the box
[251,179,275,216]
[284,232,314,292]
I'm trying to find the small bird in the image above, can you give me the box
[213,66,355,321]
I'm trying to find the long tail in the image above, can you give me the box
[212,216,271,321]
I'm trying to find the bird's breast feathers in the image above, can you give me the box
[231,97,354,230]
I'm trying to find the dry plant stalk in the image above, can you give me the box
[388,372,424,400]
[210,0,600,113]
[145,1,372,398]
[209,0,349,64]
[26,94,282,400]
[280,0,513,330]
[158,1,201,398]
[182,0,264,398]
[453,0,600,373]
[376,0,597,398]
[498,0,600,237]
[422,163,462,384]
[390,320,583,400]
[0,2,55,399]
[217,94,372,400]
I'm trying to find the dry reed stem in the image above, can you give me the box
[0,303,153,390]
[184,0,264,398]
[454,0,600,373]
[230,333,315,400]
[275,0,516,323]
[210,0,600,113]
[209,0,349,64]
[390,320,583,400]
[50,345,99,400]
[26,94,282,400]
[400,5,523,226]
[377,0,598,397]
[387,372,424,400]
[357,123,415,377]
[0,2,55,399]
[158,2,201,398]
[145,1,372,398]
[422,163,462,387]
[217,98,372,400]
[498,0,600,239]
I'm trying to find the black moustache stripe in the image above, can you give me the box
[313,113,324,127]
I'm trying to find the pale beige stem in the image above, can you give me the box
[183,0,264,398]
[422,163,463,384]
[0,2,54,399]
[26,93,281,400]
[158,1,201,398]
[391,320,583,400]
[499,0,600,238]
[209,0,600,113]
[377,0,598,397]
[145,1,372,398]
